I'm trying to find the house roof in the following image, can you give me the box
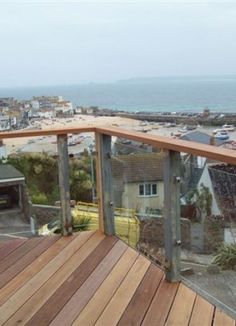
[181,131,227,146]
[0,164,24,181]
[112,153,163,184]
[208,164,236,222]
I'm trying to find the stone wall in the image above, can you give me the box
[203,216,224,253]
[32,204,61,226]
[137,217,191,264]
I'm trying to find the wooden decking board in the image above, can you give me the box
[95,255,151,326]
[0,237,43,273]
[0,238,27,260]
[165,283,196,326]
[118,264,164,326]
[0,232,235,326]
[50,240,128,326]
[142,278,179,326]
[26,235,118,326]
[189,295,215,326]
[0,235,75,306]
[213,309,236,326]
[0,235,59,289]
[73,247,139,326]
[4,231,102,326]
[0,231,95,325]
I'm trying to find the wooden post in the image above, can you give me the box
[95,132,115,235]
[57,134,72,236]
[163,149,181,282]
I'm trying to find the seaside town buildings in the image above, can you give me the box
[0,96,74,131]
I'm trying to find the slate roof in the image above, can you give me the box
[181,131,227,146]
[0,164,24,181]
[112,153,163,186]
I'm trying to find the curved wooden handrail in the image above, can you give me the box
[0,126,235,165]
[96,127,236,165]
[0,126,95,139]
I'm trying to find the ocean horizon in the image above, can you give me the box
[0,76,236,113]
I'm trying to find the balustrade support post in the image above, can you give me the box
[95,132,115,235]
[57,134,72,236]
[164,149,181,282]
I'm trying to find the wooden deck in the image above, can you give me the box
[0,231,235,326]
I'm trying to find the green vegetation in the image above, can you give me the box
[48,215,91,234]
[72,203,140,248]
[214,243,236,270]
[1,153,92,205]
[185,183,213,221]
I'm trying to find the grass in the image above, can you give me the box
[214,243,236,270]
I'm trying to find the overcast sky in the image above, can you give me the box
[0,1,236,87]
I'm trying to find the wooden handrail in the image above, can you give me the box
[0,127,95,139]
[95,127,236,165]
[0,126,235,164]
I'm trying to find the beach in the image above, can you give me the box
[3,114,236,157]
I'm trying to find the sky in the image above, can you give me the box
[0,1,236,87]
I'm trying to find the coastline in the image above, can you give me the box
[3,113,236,156]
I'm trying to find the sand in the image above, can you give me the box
[2,115,140,154]
[2,114,236,155]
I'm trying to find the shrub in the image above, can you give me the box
[32,193,48,205]
[49,215,91,234]
[214,243,236,270]
[73,216,91,232]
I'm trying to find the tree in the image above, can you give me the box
[186,183,212,221]
[2,153,92,205]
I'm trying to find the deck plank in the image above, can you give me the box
[0,232,235,326]
[0,235,74,305]
[73,247,139,326]
[213,309,235,326]
[4,231,101,326]
[165,283,196,326]
[189,295,215,326]
[27,235,118,326]
[0,231,95,325]
[0,238,27,260]
[118,264,164,326]
[0,235,59,289]
[0,237,43,273]
[142,278,179,326]
[50,240,128,325]
[95,255,151,326]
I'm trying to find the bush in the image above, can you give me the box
[73,216,91,232]
[48,215,91,234]
[214,243,236,270]
[32,193,48,205]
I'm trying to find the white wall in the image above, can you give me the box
[197,164,221,216]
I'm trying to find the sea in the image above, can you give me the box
[0,76,236,113]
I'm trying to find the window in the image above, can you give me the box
[139,183,158,196]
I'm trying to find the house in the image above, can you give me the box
[0,116,11,131]
[0,164,31,232]
[112,153,164,215]
[180,131,228,200]
[208,164,236,222]
[181,130,228,147]
[0,165,26,212]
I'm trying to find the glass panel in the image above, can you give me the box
[139,184,144,196]
[152,183,157,195]
[0,131,98,242]
[111,136,165,267]
[68,132,98,232]
[145,183,151,196]
[0,135,61,240]
[180,157,236,314]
